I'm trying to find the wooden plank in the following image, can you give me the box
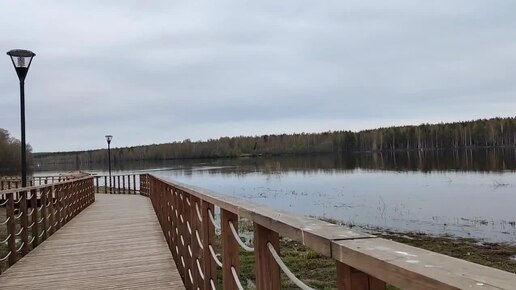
[0,195,184,289]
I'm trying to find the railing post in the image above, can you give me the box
[48,186,55,237]
[55,185,62,231]
[254,223,280,290]
[133,174,136,194]
[65,183,71,223]
[221,209,239,290]
[20,189,30,256]
[190,196,203,289]
[41,188,48,241]
[6,192,16,266]
[95,176,99,193]
[104,176,107,193]
[180,190,193,290]
[202,201,216,290]
[30,188,38,248]
[90,177,95,204]
[170,187,179,260]
[337,262,386,290]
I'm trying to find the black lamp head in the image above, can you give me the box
[7,49,36,81]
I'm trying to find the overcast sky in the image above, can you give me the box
[1,1,515,152]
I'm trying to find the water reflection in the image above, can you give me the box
[37,148,516,174]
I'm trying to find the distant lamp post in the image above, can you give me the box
[7,49,36,188]
[105,135,113,192]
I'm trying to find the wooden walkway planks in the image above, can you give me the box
[0,194,185,289]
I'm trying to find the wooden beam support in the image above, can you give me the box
[221,209,239,290]
[337,261,386,290]
[254,222,280,290]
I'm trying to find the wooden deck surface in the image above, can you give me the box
[0,194,185,289]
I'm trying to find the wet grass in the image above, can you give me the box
[230,219,516,289]
[377,230,516,274]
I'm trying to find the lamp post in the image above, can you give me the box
[7,49,36,188]
[105,135,113,192]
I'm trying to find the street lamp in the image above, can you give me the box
[7,49,36,188]
[105,135,113,192]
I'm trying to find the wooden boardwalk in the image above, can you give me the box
[0,194,185,289]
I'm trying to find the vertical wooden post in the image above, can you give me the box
[170,188,179,261]
[190,196,203,289]
[95,176,99,193]
[133,175,137,194]
[64,184,70,223]
[122,175,126,194]
[6,192,16,266]
[30,188,38,248]
[337,262,386,290]
[48,186,55,237]
[181,191,193,290]
[254,223,280,290]
[117,176,121,194]
[202,201,216,290]
[90,178,95,204]
[41,187,48,241]
[20,190,29,255]
[221,209,239,290]
[104,176,107,193]
[183,193,194,290]
[55,185,62,231]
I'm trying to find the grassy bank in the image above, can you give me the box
[229,220,516,289]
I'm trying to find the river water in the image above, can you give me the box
[36,149,516,243]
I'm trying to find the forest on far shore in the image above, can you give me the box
[33,117,516,166]
[0,128,33,175]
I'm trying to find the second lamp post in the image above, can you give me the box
[7,49,36,187]
[105,135,113,192]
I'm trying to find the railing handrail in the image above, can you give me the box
[0,175,94,195]
[145,173,516,290]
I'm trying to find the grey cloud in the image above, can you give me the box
[1,0,515,151]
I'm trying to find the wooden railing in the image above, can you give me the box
[138,174,516,290]
[93,174,141,194]
[0,172,91,192]
[0,176,95,274]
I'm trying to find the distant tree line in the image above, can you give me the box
[0,128,33,175]
[34,117,516,166]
